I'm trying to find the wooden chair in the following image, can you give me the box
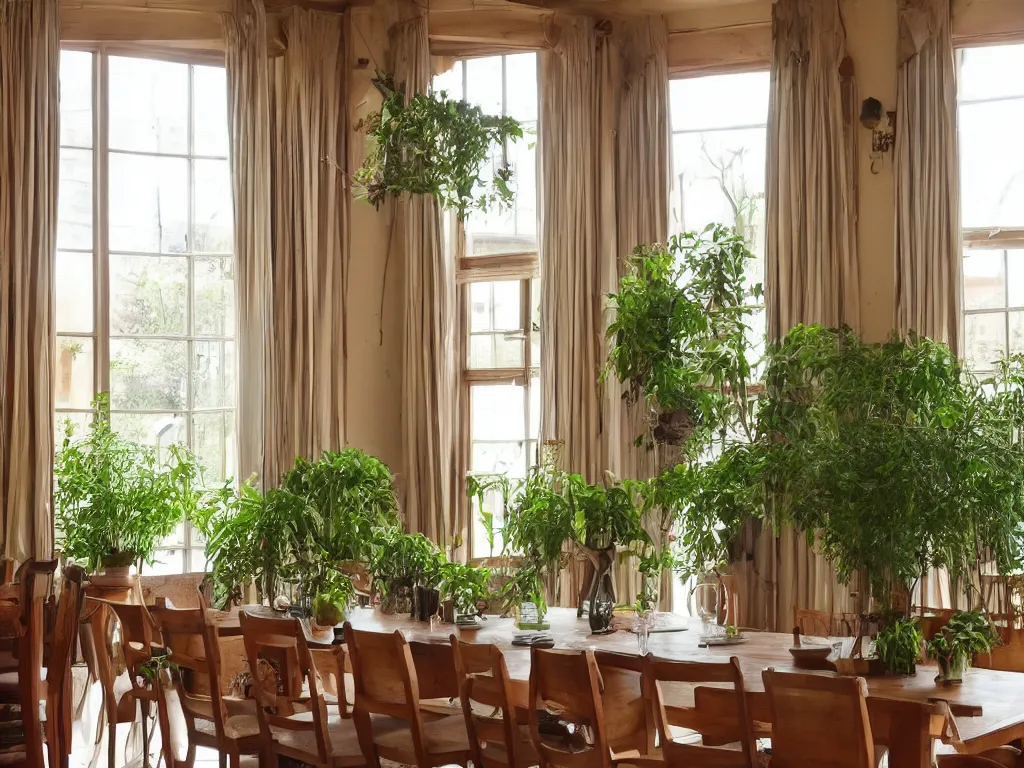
[88,598,165,768]
[151,601,261,768]
[240,612,371,768]
[793,609,832,638]
[762,668,873,768]
[450,637,537,768]
[344,622,470,768]
[593,651,657,760]
[528,646,611,768]
[648,655,758,767]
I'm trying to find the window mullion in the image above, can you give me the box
[96,49,111,399]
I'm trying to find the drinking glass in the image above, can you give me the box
[694,581,720,638]
[635,611,651,655]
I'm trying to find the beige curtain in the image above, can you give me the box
[263,8,351,484]
[894,0,961,353]
[390,11,459,553]
[540,18,670,607]
[752,0,861,630]
[223,0,272,487]
[765,0,859,337]
[0,0,59,562]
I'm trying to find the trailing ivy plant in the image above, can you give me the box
[355,72,524,220]
[55,393,207,572]
[604,224,762,456]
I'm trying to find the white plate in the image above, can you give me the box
[700,635,748,646]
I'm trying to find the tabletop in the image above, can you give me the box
[211,605,1024,754]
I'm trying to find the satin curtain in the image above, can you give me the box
[224,0,272,487]
[391,13,459,552]
[894,0,962,354]
[753,0,861,630]
[539,19,670,607]
[0,0,59,562]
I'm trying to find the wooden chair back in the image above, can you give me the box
[450,638,519,768]
[528,647,610,768]
[47,565,87,768]
[239,611,333,766]
[867,696,951,768]
[150,603,229,738]
[762,668,873,768]
[648,656,757,767]
[593,651,656,757]
[93,599,160,693]
[793,609,832,638]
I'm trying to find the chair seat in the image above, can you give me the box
[479,723,541,768]
[193,712,261,741]
[273,713,401,764]
[374,712,470,756]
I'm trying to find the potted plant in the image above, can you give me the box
[926,611,1000,684]
[368,528,443,616]
[310,578,355,641]
[55,394,206,583]
[604,226,761,459]
[355,72,524,221]
[499,565,549,629]
[438,561,492,621]
[874,616,923,676]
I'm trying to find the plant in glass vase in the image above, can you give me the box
[438,561,492,619]
[55,394,206,580]
[926,611,999,684]
[310,575,355,640]
[368,528,444,617]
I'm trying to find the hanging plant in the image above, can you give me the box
[355,72,524,220]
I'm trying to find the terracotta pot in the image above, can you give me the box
[91,565,135,588]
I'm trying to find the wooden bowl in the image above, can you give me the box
[789,645,835,670]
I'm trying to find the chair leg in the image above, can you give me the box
[183,742,196,768]
[108,722,117,768]
[218,750,227,768]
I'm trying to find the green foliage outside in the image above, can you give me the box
[355,72,524,220]
[55,394,207,571]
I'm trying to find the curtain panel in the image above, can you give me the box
[0,0,59,562]
[750,0,861,630]
[224,0,272,487]
[390,11,460,553]
[539,18,670,608]
[894,0,961,354]
[225,4,351,487]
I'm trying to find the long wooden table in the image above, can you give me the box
[213,605,1024,758]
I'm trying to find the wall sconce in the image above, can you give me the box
[860,97,896,173]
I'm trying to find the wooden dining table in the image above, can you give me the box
[213,605,1024,761]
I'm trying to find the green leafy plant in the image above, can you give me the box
[368,528,445,596]
[311,577,355,627]
[604,225,762,455]
[499,564,548,619]
[355,72,524,220]
[438,561,492,616]
[55,394,207,572]
[467,473,517,558]
[925,611,1000,678]
[874,616,923,675]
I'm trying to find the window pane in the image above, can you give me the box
[60,50,92,148]
[1011,312,1024,355]
[671,72,771,132]
[193,159,233,253]
[959,45,1024,102]
[193,65,229,157]
[960,99,1024,229]
[505,53,537,122]
[58,148,92,250]
[471,383,526,440]
[193,410,237,485]
[529,376,540,440]
[109,153,189,253]
[964,312,1007,370]
[193,340,235,408]
[673,128,767,243]
[147,550,186,576]
[194,257,235,336]
[465,56,502,117]
[55,336,94,408]
[469,335,524,369]
[109,56,188,154]
[1008,251,1024,307]
[56,251,93,333]
[110,411,185,454]
[530,276,540,364]
[110,338,188,410]
[433,61,463,100]
[55,411,92,449]
[471,441,526,476]
[964,250,1006,310]
[110,254,187,335]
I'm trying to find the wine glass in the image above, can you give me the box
[694,581,720,639]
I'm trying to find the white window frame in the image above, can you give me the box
[56,45,237,574]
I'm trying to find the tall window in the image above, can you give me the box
[959,44,1024,373]
[435,54,540,560]
[56,50,237,573]
[669,71,769,361]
